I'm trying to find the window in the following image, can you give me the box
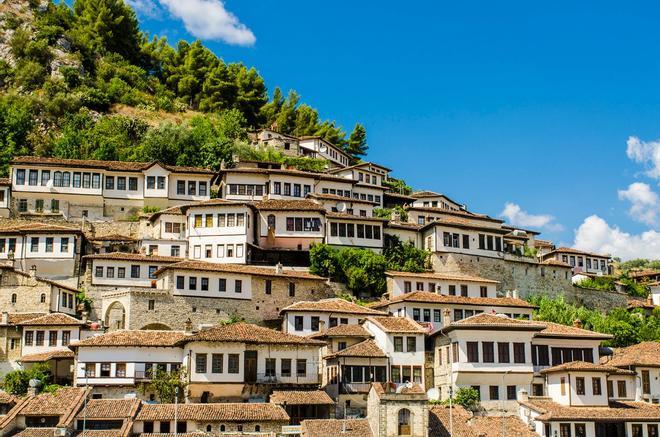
[265,279,272,295]
[576,377,585,395]
[311,316,320,331]
[467,342,479,362]
[35,331,44,346]
[296,359,307,376]
[592,377,602,395]
[157,176,165,189]
[560,377,567,396]
[100,363,111,377]
[50,199,59,213]
[284,183,291,196]
[16,169,25,185]
[404,281,412,293]
[448,285,456,296]
[228,354,239,373]
[118,267,125,278]
[288,282,295,297]
[198,182,207,196]
[24,331,33,346]
[498,342,510,363]
[434,309,441,323]
[114,363,125,377]
[189,277,197,290]
[85,363,95,378]
[18,199,27,212]
[513,342,525,363]
[176,276,185,289]
[35,199,44,212]
[281,359,291,377]
[30,237,39,252]
[642,370,651,395]
[117,176,126,190]
[489,385,499,400]
[406,336,416,352]
[480,286,488,297]
[160,422,170,434]
[394,336,403,352]
[482,342,494,363]
[201,277,209,291]
[128,177,138,191]
[294,316,304,331]
[235,280,242,293]
[148,300,155,310]
[92,173,101,189]
[28,169,38,186]
[423,309,430,322]
[632,425,643,437]
[648,425,658,437]
[507,385,516,400]
[617,380,627,398]
[460,284,468,297]
[177,180,185,195]
[95,266,104,277]
[205,214,213,227]
[48,331,57,346]
[263,358,276,377]
[171,245,180,257]
[130,265,140,279]
[195,353,207,373]
[211,354,223,373]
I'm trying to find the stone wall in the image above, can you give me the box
[432,253,574,298]
[367,387,429,437]
[97,275,335,331]
[0,269,53,313]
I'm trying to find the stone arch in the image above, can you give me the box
[104,301,126,331]
[140,323,172,331]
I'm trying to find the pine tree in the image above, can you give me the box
[346,123,368,161]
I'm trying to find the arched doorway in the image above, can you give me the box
[140,323,172,330]
[104,301,126,330]
[397,408,412,435]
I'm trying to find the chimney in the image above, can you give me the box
[647,295,653,306]
[184,318,193,333]
[512,289,519,299]
[442,308,451,327]
[390,209,401,222]
[81,311,88,324]
[505,290,512,298]
[1,312,7,325]
[573,319,582,329]
[275,262,283,275]
[29,265,37,278]
[518,388,529,402]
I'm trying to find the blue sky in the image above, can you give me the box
[128,0,660,259]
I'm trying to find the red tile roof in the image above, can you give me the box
[1,313,47,326]
[471,415,539,437]
[187,323,325,346]
[11,156,214,175]
[546,247,610,258]
[521,398,660,421]
[155,260,326,280]
[281,298,386,316]
[309,324,371,339]
[301,419,373,437]
[366,316,427,333]
[443,313,546,332]
[17,313,83,326]
[385,270,499,283]
[82,252,182,263]
[70,330,189,348]
[605,341,660,368]
[74,398,140,419]
[536,321,613,340]
[540,361,635,375]
[428,405,476,437]
[325,339,386,359]
[135,402,289,422]
[19,350,74,363]
[0,222,81,234]
[19,387,88,425]
[377,291,535,309]
[270,390,334,405]
[252,199,326,212]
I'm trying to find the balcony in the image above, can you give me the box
[134,371,152,381]
[340,382,372,394]
[253,373,320,385]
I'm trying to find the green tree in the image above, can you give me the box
[452,387,480,410]
[229,64,267,127]
[3,363,52,395]
[0,95,34,176]
[140,368,187,403]
[346,123,368,161]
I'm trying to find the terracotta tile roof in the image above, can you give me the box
[75,399,140,419]
[0,177,10,186]
[0,391,16,404]
[0,222,81,234]
[20,349,74,363]
[220,166,351,183]
[148,205,185,221]
[281,298,386,316]
[155,260,326,280]
[385,270,499,283]
[251,199,326,212]
[325,339,386,359]
[606,341,660,367]
[309,324,371,339]
[471,415,538,437]
[83,252,182,263]
[521,398,660,421]
[536,321,613,339]
[19,387,88,426]
[546,247,610,258]
[187,323,325,346]
[135,403,289,422]
[378,291,535,309]
[411,190,443,198]
[627,299,656,310]
[366,316,426,333]
[72,431,125,437]
[443,313,546,332]
[301,419,373,437]
[1,313,47,326]
[384,191,416,201]
[70,330,189,348]
[326,161,392,173]
[541,259,571,267]
[408,205,502,224]
[87,234,137,242]
[385,221,423,231]
[540,360,635,374]
[534,239,554,247]
[628,269,660,279]
[325,212,388,222]
[11,156,214,175]
[13,429,59,437]
[17,313,83,326]
[428,405,476,437]
[270,390,334,405]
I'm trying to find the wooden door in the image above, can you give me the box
[244,350,257,383]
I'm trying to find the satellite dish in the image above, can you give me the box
[28,379,41,388]
[337,202,347,212]
[427,387,440,401]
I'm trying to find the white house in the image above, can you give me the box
[280,298,387,336]
[410,190,464,211]
[0,178,10,218]
[298,136,350,168]
[540,247,612,275]
[604,342,660,404]
[252,199,325,252]
[85,252,182,289]
[142,205,188,257]
[325,213,386,251]
[385,270,499,298]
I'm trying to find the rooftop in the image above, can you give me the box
[11,156,214,175]
[0,313,47,326]
[269,390,334,405]
[386,270,499,283]
[70,330,189,348]
[0,222,80,234]
[546,247,610,258]
[376,291,536,309]
[300,419,373,437]
[17,313,84,326]
[428,405,476,437]
[536,321,613,340]
[252,199,326,212]
[19,349,74,363]
[74,398,140,419]
[135,403,289,422]
[155,260,326,280]
[325,339,387,359]
[521,397,660,421]
[366,316,427,333]
[83,252,182,263]
[471,415,539,437]
[186,323,325,346]
[281,298,387,316]
[540,360,635,375]
[309,324,372,339]
[440,313,546,333]
[605,341,660,368]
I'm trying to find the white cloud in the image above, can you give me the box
[500,202,563,232]
[126,0,161,18]
[158,0,256,46]
[573,215,660,260]
[618,182,659,226]
[626,136,660,179]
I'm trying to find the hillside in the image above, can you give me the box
[0,0,368,176]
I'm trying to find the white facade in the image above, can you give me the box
[159,270,253,300]
[282,311,363,336]
[22,325,82,357]
[298,137,350,167]
[88,257,178,288]
[386,272,498,298]
[187,203,252,264]
[326,216,384,250]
